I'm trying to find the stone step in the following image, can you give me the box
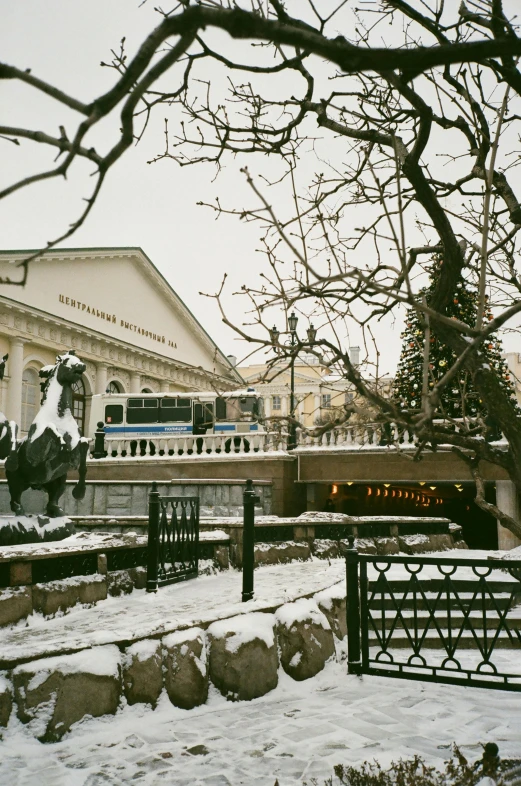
[367,608,521,629]
[366,591,517,612]
[367,627,521,648]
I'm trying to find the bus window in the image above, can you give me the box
[216,396,259,422]
[127,398,159,424]
[160,398,192,423]
[105,404,123,424]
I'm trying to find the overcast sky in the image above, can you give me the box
[2,1,518,376]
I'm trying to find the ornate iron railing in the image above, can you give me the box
[345,539,521,691]
[146,483,200,591]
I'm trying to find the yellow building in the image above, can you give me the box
[238,353,357,428]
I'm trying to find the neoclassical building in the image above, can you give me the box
[0,247,242,436]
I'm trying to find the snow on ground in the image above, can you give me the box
[2,655,521,786]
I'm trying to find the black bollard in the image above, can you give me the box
[345,535,362,674]
[146,482,161,593]
[92,421,106,459]
[242,479,259,602]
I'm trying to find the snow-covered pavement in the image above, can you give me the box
[2,656,521,786]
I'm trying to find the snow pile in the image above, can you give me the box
[400,534,430,546]
[123,639,160,665]
[199,530,230,542]
[163,627,206,649]
[275,598,331,630]
[208,612,275,653]
[314,582,345,612]
[0,514,74,546]
[14,644,121,682]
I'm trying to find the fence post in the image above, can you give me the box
[242,479,259,602]
[345,535,361,674]
[92,421,106,459]
[146,482,161,593]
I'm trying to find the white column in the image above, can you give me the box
[5,337,24,425]
[281,395,289,416]
[314,393,321,416]
[496,481,521,549]
[130,372,141,394]
[159,380,170,393]
[264,397,272,418]
[96,363,108,395]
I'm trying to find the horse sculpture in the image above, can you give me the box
[6,351,89,517]
[0,353,18,466]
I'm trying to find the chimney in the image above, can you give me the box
[227,354,237,367]
[349,346,360,367]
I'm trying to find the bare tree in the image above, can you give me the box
[3,1,521,535]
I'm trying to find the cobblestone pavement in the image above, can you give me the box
[2,657,521,786]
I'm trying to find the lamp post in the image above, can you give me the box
[269,312,317,450]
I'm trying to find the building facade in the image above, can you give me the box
[0,247,242,436]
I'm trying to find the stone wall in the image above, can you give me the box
[0,587,346,741]
[0,480,272,519]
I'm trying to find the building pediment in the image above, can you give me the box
[0,247,241,384]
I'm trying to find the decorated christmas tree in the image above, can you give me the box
[393,257,517,419]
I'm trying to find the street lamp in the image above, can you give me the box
[269,312,318,450]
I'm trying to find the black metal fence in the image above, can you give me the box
[345,539,521,691]
[146,483,200,592]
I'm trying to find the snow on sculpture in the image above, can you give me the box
[5,351,90,517]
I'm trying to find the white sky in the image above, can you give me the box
[1,1,519,376]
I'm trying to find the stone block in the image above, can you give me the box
[200,485,216,507]
[108,484,132,496]
[10,561,32,587]
[92,485,108,516]
[311,539,340,560]
[276,599,335,681]
[375,537,400,556]
[13,645,121,741]
[106,497,131,510]
[130,485,148,516]
[0,586,32,627]
[352,538,378,555]
[208,613,278,702]
[229,486,243,507]
[0,676,12,727]
[314,584,347,640]
[215,486,230,507]
[163,628,208,710]
[107,570,134,597]
[398,534,432,554]
[32,580,79,617]
[254,541,310,566]
[214,545,229,570]
[214,506,230,518]
[428,533,454,551]
[128,566,147,589]
[97,553,108,575]
[123,639,162,706]
[77,575,107,605]
[75,484,94,516]
[200,506,214,518]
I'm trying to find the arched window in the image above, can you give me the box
[141,387,153,394]
[21,367,40,432]
[72,377,86,435]
[106,381,122,394]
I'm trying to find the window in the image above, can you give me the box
[126,398,159,424]
[159,398,192,423]
[21,367,40,432]
[321,394,332,409]
[71,376,86,435]
[105,404,123,425]
[272,395,281,411]
[215,396,259,422]
[106,381,122,394]
[141,387,153,394]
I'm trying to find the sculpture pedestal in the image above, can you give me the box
[0,515,74,546]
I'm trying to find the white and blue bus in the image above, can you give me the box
[89,390,264,455]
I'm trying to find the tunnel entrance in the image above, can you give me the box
[320,481,498,550]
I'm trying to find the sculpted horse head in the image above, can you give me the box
[6,351,90,517]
